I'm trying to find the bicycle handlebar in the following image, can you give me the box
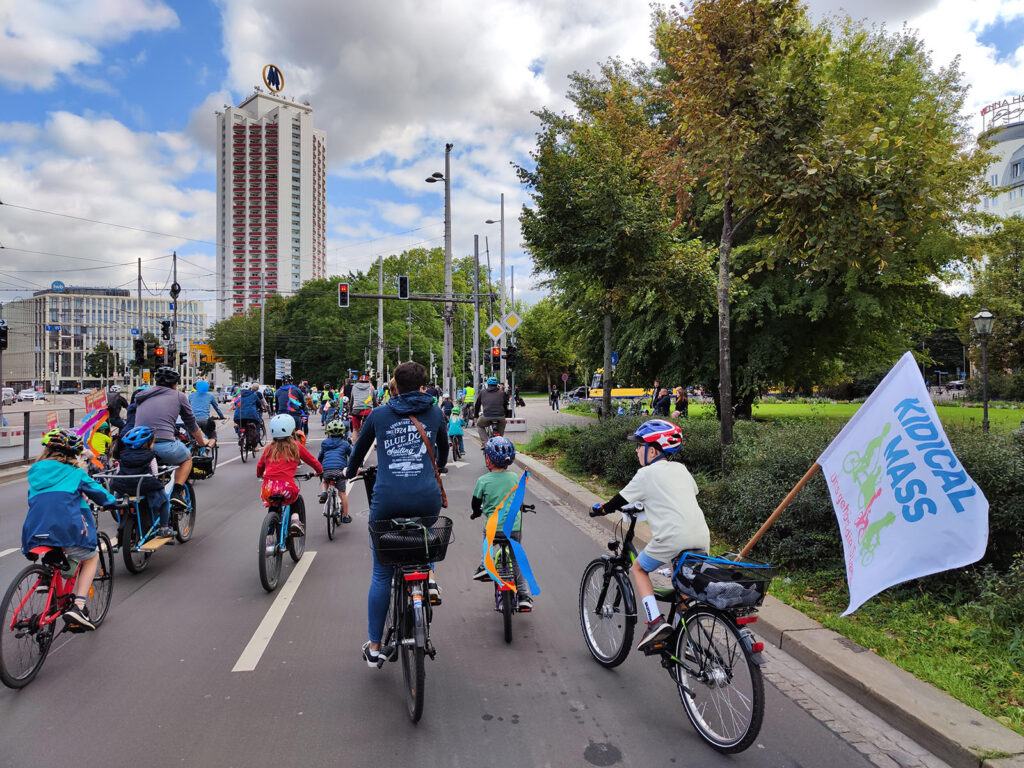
[295,472,318,480]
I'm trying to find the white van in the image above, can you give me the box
[2,387,14,405]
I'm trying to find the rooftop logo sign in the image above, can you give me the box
[262,64,284,93]
[980,93,1024,131]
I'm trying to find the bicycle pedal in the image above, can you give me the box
[642,641,669,656]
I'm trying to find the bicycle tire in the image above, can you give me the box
[87,533,115,626]
[0,564,55,689]
[401,587,426,723]
[240,442,249,463]
[501,590,513,644]
[121,515,150,574]
[325,491,336,541]
[579,558,635,668]
[175,482,197,543]
[211,444,220,473]
[258,511,283,592]
[676,606,764,753]
[287,497,306,562]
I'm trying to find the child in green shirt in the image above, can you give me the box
[470,436,532,611]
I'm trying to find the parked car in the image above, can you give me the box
[18,389,45,402]
[56,385,79,395]
[217,386,235,403]
[565,385,589,399]
[946,380,965,392]
[2,387,14,405]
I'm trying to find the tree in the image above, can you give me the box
[967,215,1024,372]
[84,342,118,382]
[515,298,576,391]
[517,62,681,416]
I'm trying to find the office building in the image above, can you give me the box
[215,87,327,319]
[978,93,1024,217]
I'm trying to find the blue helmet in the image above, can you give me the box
[486,377,498,386]
[627,419,682,454]
[195,380,209,394]
[122,425,155,448]
[483,436,515,468]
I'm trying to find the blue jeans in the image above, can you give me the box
[367,509,439,643]
[145,489,171,528]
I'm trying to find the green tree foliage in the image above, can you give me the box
[515,297,577,390]
[84,342,119,380]
[967,215,1024,372]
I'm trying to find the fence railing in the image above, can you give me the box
[0,409,81,468]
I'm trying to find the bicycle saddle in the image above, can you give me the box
[27,546,70,570]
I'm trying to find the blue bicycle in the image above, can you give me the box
[258,473,315,591]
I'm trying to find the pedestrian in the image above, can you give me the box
[674,387,689,418]
[653,388,672,417]
[550,386,559,411]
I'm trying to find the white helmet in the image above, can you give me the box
[342,395,349,403]
[109,385,122,393]
[269,414,296,439]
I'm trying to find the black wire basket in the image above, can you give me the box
[368,516,454,566]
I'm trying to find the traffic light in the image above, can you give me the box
[0,320,7,351]
[155,346,165,359]
[491,346,501,360]
[160,320,171,340]
[146,342,156,360]
[179,352,187,365]
[338,283,349,308]
[398,275,409,300]
[503,345,518,367]
[134,338,145,364]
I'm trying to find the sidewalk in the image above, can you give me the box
[510,447,1024,768]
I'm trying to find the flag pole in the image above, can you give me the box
[737,462,821,559]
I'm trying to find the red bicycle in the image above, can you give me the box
[0,503,118,688]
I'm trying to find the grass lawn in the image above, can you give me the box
[734,401,1023,432]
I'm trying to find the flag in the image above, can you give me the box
[481,471,540,595]
[817,352,988,614]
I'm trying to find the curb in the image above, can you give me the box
[513,449,1024,768]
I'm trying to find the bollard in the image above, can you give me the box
[23,411,30,461]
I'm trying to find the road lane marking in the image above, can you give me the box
[0,548,18,559]
[232,551,317,672]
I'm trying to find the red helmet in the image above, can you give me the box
[627,419,683,453]
[359,374,369,382]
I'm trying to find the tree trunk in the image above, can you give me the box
[603,308,613,419]
[718,196,735,469]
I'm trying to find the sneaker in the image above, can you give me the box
[289,514,305,536]
[170,494,187,510]
[428,580,442,606]
[341,515,352,524]
[34,576,52,595]
[317,492,327,504]
[472,566,490,582]
[361,641,382,669]
[636,617,672,651]
[63,602,96,632]
[155,526,175,538]
[517,598,533,613]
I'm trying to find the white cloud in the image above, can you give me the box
[0,1,179,90]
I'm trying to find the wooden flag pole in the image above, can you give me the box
[737,462,821,560]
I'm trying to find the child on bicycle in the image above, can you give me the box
[111,426,174,538]
[22,429,117,631]
[591,420,709,650]
[470,437,532,612]
[257,414,323,535]
[317,418,352,523]
[448,409,465,457]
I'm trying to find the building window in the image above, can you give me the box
[1013,162,1022,178]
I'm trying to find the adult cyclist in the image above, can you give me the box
[345,361,449,668]
[474,377,509,442]
[234,382,264,445]
[349,374,377,440]
[462,381,476,426]
[188,380,224,446]
[127,366,209,509]
[275,374,308,435]
[106,385,129,432]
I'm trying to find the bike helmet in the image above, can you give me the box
[109,385,122,393]
[486,377,498,387]
[121,425,155,448]
[483,436,516,468]
[359,374,369,382]
[195,380,209,394]
[269,413,296,439]
[41,428,84,455]
[154,366,180,386]
[325,418,348,437]
[281,374,293,384]
[342,395,349,404]
[627,419,682,454]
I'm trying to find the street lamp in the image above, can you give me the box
[425,143,454,398]
[485,193,506,384]
[972,308,995,432]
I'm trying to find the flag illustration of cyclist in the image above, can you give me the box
[840,421,896,567]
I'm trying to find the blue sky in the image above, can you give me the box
[2,0,1023,321]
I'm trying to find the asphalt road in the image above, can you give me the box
[0,414,879,768]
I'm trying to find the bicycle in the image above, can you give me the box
[186,420,220,480]
[368,512,454,723]
[489,503,535,643]
[323,472,346,541]
[258,472,315,591]
[97,467,197,574]
[0,502,120,688]
[450,436,463,462]
[579,502,773,753]
[238,420,261,463]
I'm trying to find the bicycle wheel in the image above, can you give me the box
[239,434,249,463]
[0,565,55,689]
[258,421,267,446]
[501,590,514,644]
[287,496,306,562]
[258,511,283,592]
[175,482,197,543]
[676,607,764,753]
[325,491,336,541]
[579,558,635,668]
[86,533,115,627]
[211,444,220,472]
[121,515,150,574]
[400,588,426,723]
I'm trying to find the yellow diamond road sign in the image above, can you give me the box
[503,312,522,332]
[486,322,504,341]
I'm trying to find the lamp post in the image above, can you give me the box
[425,143,454,398]
[972,308,995,432]
[485,193,506,384]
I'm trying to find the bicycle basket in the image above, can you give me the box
[671,553,774,611]
[368,516,454,566]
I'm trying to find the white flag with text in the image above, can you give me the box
[817,352,988,614]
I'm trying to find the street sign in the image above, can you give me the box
[611,351,619,366]
[45,412,58,431]
[131,328,140,335]
[502,311,522,333]
[561,373,568,382]
[274,358,292,377]
[85,390,105,413]
[486,322,504,341]
[168,302,175,311]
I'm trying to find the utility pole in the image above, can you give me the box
[472,236,481,394]
[499,193,506,384]
[170,251,178,369]
[442,143,454,398]
[407,303,413,361]
[259,270,266,384]
[137,257,142,388]
[484,237,495,323]
[377,255,384,383]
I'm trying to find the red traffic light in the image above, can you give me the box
[491,347,501,358]
[155,347,165,357]
[338,283,350,308]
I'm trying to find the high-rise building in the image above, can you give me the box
[215,85,326,319]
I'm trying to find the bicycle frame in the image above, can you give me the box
[13,553,80,634]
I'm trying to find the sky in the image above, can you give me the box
[1,0,1024,324]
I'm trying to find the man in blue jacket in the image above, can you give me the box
[275,375,307,434]
[346,361,449,668]
[233,383,263,444]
